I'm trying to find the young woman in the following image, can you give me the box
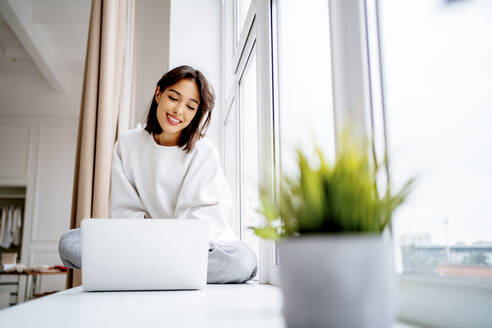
[59,65,257,283]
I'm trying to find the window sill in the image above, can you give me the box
[399,274,492,328]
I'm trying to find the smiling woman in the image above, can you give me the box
[58,65,258,284]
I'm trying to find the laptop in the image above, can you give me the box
[81,218,209,291]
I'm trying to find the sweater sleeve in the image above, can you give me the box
[174,142,235,242]
[110,140,148,218]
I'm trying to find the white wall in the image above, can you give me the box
[133,0,171,127]
[168,0,223,158]
[0,115,77,300]
[132,0,223,158]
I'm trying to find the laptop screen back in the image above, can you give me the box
[81,218,209,291]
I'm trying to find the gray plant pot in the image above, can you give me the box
[278,234,396,328]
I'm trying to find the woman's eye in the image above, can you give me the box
[168,95,178,101]
[187,105,196,111]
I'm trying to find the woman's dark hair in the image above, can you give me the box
[144,65,215,153]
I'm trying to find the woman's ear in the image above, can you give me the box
[155,86,162,104]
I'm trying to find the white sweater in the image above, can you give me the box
[110,128,237,242]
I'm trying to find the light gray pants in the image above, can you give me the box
[58,228,257,284]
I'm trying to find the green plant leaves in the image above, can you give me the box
[252,226,279,240]
[253,132,415,239]
[297,149,325,231]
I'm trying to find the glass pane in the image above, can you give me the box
[239,49,260,268]
[275,0,335,266]
[380,0,492,277]
[236,0,253,43]
[277,0,335,179]
[224,99,240,237]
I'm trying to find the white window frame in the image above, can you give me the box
[237,31,257,241]
[255,0,278,285]
[223,0,277,282]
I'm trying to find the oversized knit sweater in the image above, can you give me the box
[110,127,237,242]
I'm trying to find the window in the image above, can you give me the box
[377,0,492,279]
[364,0,492,325]
[226,0,492,325]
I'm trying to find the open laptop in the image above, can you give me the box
[81,218,209,291]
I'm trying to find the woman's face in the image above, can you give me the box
[155,78,200,141]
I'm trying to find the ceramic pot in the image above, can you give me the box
[278,234,395,328]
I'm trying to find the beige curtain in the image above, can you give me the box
[67,0,135,288]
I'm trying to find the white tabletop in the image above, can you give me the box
[0,283,420,327]
[0,283,284,327]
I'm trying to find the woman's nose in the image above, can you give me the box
[173,102,186,115]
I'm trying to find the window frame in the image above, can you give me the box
[223,95,240,236]
[254,0,279,285]
[238,36,258,249]
[224,0,274,281]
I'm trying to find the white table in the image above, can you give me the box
[0,283,284,327]
[0,283,420,327]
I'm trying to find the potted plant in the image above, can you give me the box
[254,134,414,328]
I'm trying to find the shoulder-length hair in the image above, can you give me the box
[144,65,215,153]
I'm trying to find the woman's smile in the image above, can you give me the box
[166,113,182,125]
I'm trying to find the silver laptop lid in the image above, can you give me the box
[81,218,209,291]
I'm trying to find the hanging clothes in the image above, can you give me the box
[1,206,14,248]
[12,206,22,246]
[0,205,6,248]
